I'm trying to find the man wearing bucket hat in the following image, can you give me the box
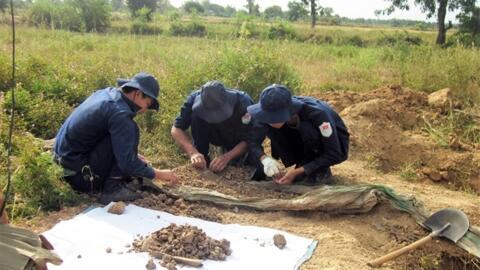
[54,72,178,204]
[171,81,264,179]
[247,84,349,185]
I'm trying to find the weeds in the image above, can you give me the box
[398,161,421,182]
[423,109,480,148]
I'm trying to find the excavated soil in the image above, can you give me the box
[173,165,298,199]
[13,86,480,269]
[317,86,480,194]
[132,223,232,260]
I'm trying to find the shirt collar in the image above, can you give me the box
[119,90,141,113]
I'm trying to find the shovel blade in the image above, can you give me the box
[423,208,469,243]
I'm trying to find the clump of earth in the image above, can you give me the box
[132,223,232,261]
[273,234,287,249]
[107,201,126,215]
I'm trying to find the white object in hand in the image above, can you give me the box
[261,156,281,177]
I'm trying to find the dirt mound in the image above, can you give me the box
[135,193,222,222]
[173,165,298,199]
[314,86,480,193]
[132,223,232,260]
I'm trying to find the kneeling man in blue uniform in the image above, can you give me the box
[54,72,178,204]
[247,84,349,185]
[171,81,264,179]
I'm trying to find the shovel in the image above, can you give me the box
[368,208,469,268]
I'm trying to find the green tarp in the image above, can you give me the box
[157,183,480,259]
[0,224,62,270]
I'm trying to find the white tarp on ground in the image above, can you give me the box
[42,203,317,270]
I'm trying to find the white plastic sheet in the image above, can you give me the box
[43,203,317,270]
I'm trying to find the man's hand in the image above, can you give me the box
[261,156,282,178]
[209,154,231,173]
[275,167,304,185]
[190,153,207,169]
[154,169,178,185]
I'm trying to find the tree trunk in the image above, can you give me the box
[310,0,316,28]
[0,194,8,224]
[436,0,448,45]
[247,0,253,15]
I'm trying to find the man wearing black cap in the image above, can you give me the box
[54,72,178,204]
[171,81,263,179]
[247,84,349,185]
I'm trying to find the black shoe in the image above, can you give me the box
[99,178,142,205]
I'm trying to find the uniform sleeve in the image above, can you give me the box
[302,109,347,175]
[173,93,196,130]
[108,111,155,179]
[247,120,269,160]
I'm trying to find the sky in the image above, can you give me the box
[169,0,460,22]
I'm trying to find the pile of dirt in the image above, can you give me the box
[135,193,222,222]
[315,86,480,193]
[132,223,232,260]
[173,165,298,199]
[135,164,301,222]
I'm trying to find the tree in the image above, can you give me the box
[127,0,157,21]
[224,5,236,17]
[202,0,226,17]
[319,6,333,17]
[245,0,259,16]
[287,0,307,21]
[458,5,480,36]
[378,0,477,45]
[67,0,111,32]
[0,0,7,11]
[264,5,284,20]
[110,0,124,11]
[183,0,203,14]
[157,0,174,14]
[302,0,318,27]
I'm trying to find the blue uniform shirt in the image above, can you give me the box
[249,96,349,175]
[174,90,254,157]
[54,88,155,179]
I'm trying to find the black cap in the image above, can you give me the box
[247,84,302,124]
[117,72,160,111]
[192,81,237,123]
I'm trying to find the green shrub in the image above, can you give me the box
[4,87,71,139]
[169,21,206,37]
[447,32,480,47]
[27,0,60,29]
[57,4,85,32]
[266,21,296,40]
[213,45,302,100]
[342,35,366,47]
[376,32,423,47]
[27,0,110,32]
[131,21,162,35]
[236,19,261,39]
[0,121,79,219]
[9,141,79,218]
[68,0,111,33]
[303,33,334,44]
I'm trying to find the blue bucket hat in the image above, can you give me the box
[192,81,237,123]
[247,84,302,124]
[117,72,160,111]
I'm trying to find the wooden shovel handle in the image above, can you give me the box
[368,233,434,268]
[151,252,203,267]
